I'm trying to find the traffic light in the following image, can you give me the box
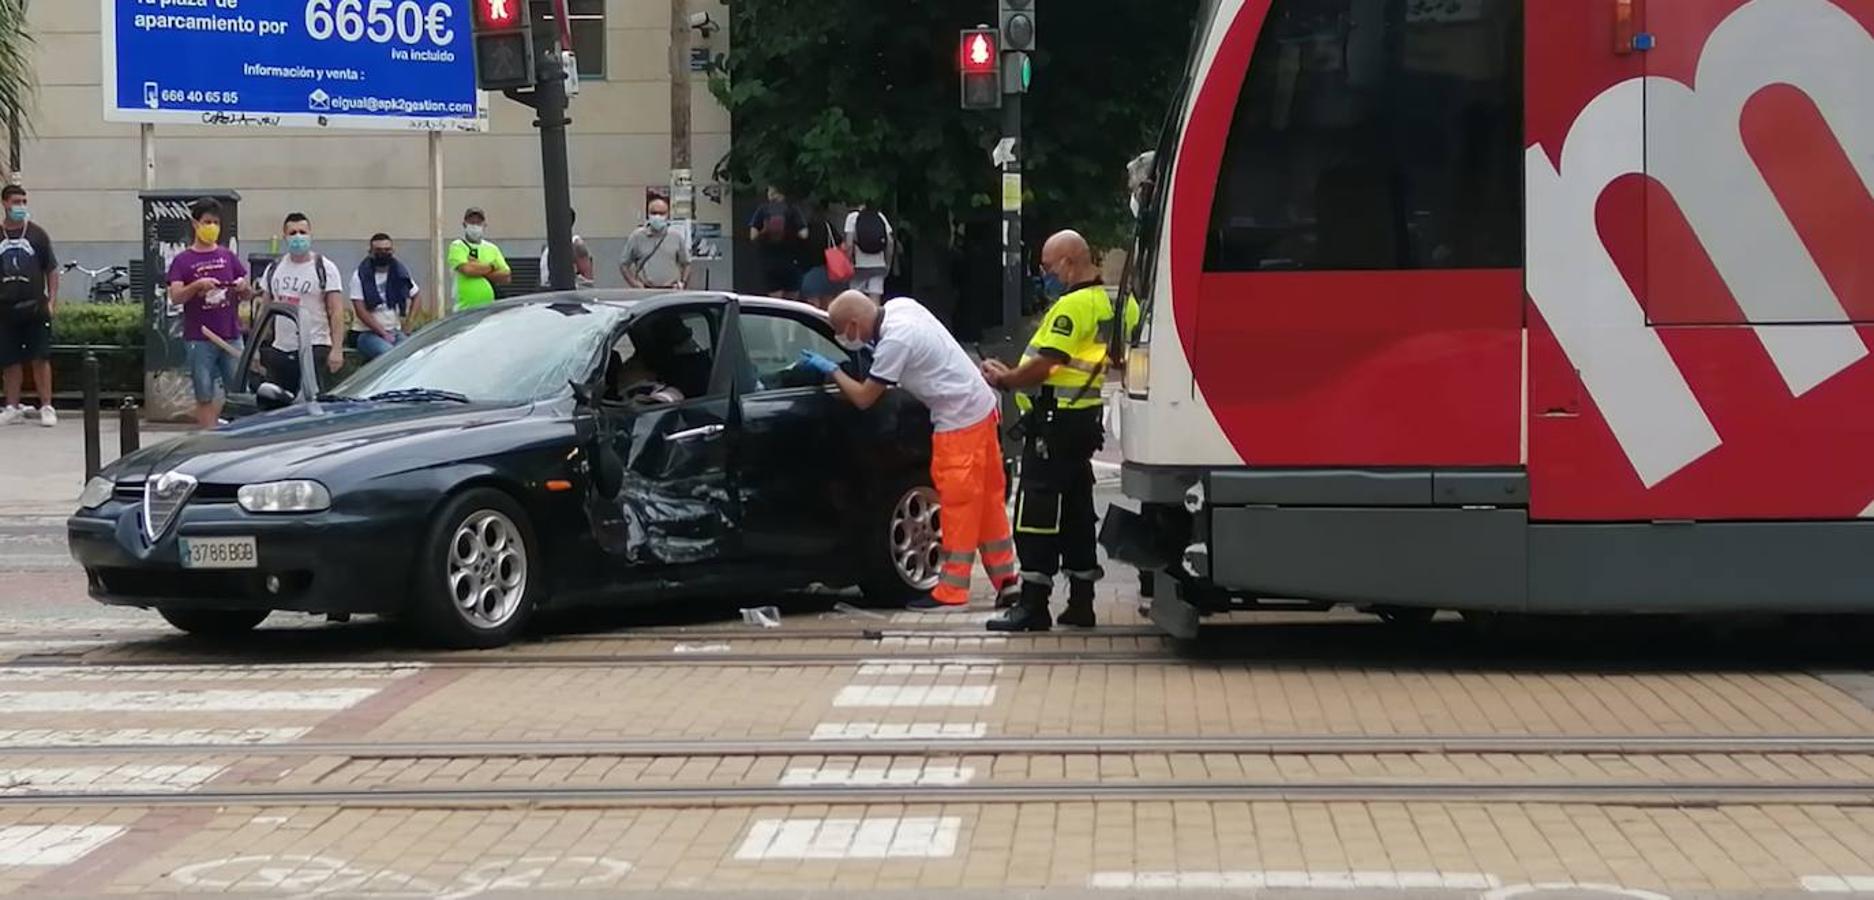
[959,27,1002,110]
[472,0,535,91]
[999,0,1036,52]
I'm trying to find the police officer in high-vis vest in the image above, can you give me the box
[982,230,1140,632]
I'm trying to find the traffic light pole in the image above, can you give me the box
[510,52,577,292]
[1000,92,1022,331]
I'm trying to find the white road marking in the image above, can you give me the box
[735,816,961,860]
[832,685,996,708]
[0,688,380,713]
[1803,875,1874,893]
[879,636,1007,649]
[0,727,311,747]
[1,764,226,795]
[1089,871,1502,890]
[854,661,1002,678]
[0,825,126,866]
[0,663,427,682]
[810,722,987,741]
[671,643,732,654]
[889,611,997,624]
[779,762,975,787]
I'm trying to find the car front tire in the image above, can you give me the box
[412,487,539,649]
[158,608,269,637]
[857,473,943,608]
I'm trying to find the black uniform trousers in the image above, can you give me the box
[1012,404,1104,585]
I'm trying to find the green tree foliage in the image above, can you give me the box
[706,0,1199,250]
[0,0,32,178]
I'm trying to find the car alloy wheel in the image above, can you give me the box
[447,509,529,630]
[889,486,942,591]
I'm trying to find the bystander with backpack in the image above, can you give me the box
[0,185,58,427]
[747,185,807,299]
[842,202,895,301]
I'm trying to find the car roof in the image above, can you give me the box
[496,289,831,320]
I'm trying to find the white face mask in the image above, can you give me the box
[836,334,867,353]
[1129,194,1141,219]
[463,224,485,242]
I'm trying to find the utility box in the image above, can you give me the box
[140,189,241,422]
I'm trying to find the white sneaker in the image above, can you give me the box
[0,406,21,426]
[38,407,56,427]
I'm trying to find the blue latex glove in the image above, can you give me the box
[799,349,839,376]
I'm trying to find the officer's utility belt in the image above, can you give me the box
[1014,386,1102,445]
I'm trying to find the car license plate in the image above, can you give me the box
[179,537,258,570]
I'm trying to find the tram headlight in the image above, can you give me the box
[1123,345,1149,397]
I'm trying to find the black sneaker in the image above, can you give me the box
[994,585,1021,610]
[906,595,970,612]
[1056,601,1096,628]
[986,602,1052,633]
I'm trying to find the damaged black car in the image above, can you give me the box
[67,292,942,648]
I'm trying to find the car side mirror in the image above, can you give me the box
[256,382,293,411]
[570,379,594,407]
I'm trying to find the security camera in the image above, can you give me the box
[688,11,719,37]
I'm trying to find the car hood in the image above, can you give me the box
[108,401,540,485]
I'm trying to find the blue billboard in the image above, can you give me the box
[101,0,485,131]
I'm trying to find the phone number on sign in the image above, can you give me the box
[159,90,242,105]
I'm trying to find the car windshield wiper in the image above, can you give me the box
[364,388,471,404]
[315,392,359,402]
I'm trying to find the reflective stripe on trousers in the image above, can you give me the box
[929,412,1018,605]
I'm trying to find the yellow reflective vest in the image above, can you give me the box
[1017,283,1142,412]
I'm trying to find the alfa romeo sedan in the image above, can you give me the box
[68,292,943,648]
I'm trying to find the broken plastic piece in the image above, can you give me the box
[739,606,782,628]
[833,602,892,621]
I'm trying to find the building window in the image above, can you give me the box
[530,0,606,79]
[1205,0,1524,272]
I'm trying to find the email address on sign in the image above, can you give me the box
[326,95,474,115]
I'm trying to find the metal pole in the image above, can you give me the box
[537,53,576,292]
[1000,92,1022,330]
[428,130,445,319]
[670,0,692,175]
[81,352,100,480]
[139,123,156,190]
[118,397,140,456]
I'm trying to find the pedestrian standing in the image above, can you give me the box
[800,291,1021,611]
[539,209,594,289]
[621,199,691,289]
[982,230,1139,632]
[0,184,58,426]
[166,197,250,428]
[747,185,806,299]
[259,213,346,396]
[842,202,894,301]
[448,207,511,313]
[349,233,420,362]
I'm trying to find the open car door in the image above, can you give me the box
[221,302,314,420]
[584,299,744,570]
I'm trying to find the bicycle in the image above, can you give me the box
[60,261,132,304]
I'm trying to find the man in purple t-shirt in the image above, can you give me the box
[165,198,251,428]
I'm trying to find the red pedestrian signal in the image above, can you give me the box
[475,0,523,30]
[961,30,998,74]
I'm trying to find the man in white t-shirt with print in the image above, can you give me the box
[841,203,893,301]
[261,212,346,395]
[799,291,1019,612]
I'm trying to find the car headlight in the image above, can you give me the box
[77,476,115,510]
[237,480,332,513]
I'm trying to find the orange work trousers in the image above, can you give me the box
[929,411,1019,606]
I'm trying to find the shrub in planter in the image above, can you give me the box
[52,304,145,349]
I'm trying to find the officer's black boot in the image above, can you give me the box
[1057,578,1097,628]
[987,582,1053,633]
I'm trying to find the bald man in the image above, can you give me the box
[980,230,1140,632]
[799,291,1020,611]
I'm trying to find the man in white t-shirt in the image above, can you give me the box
[261,212,346,395]
[799,291,1019,612]
[841,204,894,300]
[350,233,422,362]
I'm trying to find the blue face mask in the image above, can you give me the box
[1041,273,1066,301]
[286,234,312,255]
[5,206,26,223]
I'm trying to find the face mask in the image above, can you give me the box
[372,252,394,267]
[194,223,221,245]
[463,224,485,242]
[1041,273,1066,301]
[286,234,313,255]
[648,215,669,231]
[1129,194,1141,219]
[835,334,868,353]
[6,205,27,223]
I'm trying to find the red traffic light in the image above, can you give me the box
[960,30,998,74]
[474,0,523,31]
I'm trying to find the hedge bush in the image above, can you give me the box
[52,303,144,348]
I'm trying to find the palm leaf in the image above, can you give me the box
[0,0,35,179]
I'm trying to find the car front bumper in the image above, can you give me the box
[68,498,419,615]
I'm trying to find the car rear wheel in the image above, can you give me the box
[158,608,269,637]
[857,476,943,608]
[412,487,538,649]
